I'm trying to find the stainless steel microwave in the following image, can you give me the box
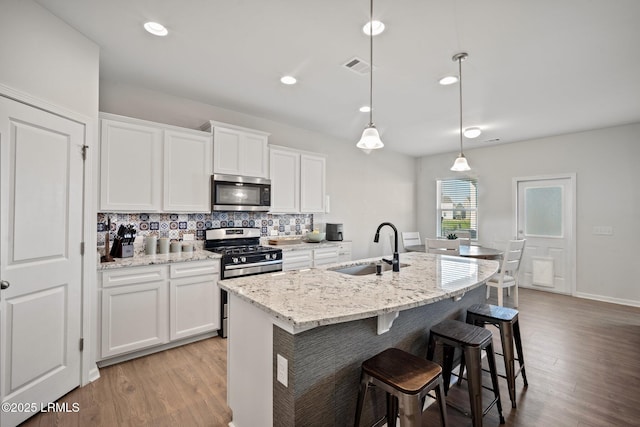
[211,174,271,211]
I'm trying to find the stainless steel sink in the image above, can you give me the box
[329,262,409,276]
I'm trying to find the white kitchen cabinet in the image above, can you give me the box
[169,260,220,340]
[98,260,220,361]
[201,121,270,178]
[99,113,213,213]
[163,130,212,212]
[300,154,326,213]
[270,145,326,214]
[100,117,163,212]
[270,148,300,212]
[100,265,169,358]
[282,249,313,271]
[312,246,339,267]
[337,241,353,263]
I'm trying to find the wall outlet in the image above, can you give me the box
[593,226,613,236]
[277,354,288,387]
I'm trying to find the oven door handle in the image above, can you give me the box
[225,259,283,270]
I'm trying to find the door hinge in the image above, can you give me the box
[80,242,85,255]
[79,338,84,352]
[81,145,89,160]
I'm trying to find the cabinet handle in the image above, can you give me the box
[0,280,9,290]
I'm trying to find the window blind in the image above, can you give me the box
[436,178,478,239]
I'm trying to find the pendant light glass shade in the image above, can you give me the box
[450,52,471,171]
[357,0,384,151]
[451,154,471,171]
[357,125,384,149]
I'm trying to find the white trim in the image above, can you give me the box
[0,83,99,386]
[513,173,577,296]
[574,292,640,308]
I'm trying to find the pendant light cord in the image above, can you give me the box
[458,55,463,154]
[369,0,374,127]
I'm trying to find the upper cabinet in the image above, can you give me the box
[99,113,212,213]
[270,145,326,214]
[201,121,270,178]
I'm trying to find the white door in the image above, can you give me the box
[516,175,576,295]
[0,96,83,427]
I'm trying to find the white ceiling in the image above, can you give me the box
[36,0,640,157]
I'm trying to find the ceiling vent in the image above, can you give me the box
[343,57,372,75]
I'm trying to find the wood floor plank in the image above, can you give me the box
[19,288,640,426]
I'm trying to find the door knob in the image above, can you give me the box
[0,280,9,290]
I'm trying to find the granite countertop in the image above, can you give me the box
[218,251,499,331]
[262,239,348,251]
[97,249,221,270]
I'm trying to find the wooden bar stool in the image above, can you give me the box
[354,348,448,427]
[464,303,528,408]
[427,319,505,427]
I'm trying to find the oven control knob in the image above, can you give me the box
[232,257,239,264]
[241,257,246,263]
[265,254,271,260]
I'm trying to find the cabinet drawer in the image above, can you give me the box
[100,265,167,288]
[170,260,219,279]
[313,247,339,267]
[283,249,312,271]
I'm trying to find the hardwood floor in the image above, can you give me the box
[20,288,640,426]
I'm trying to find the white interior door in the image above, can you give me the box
[0,96,83,427]
[516,175,576,295]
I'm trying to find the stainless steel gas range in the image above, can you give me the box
[204,228,283,337]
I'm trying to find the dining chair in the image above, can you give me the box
[486,239,526,307]
[401,231,422,249]
[426,238,460,255]
[454,230,471,246]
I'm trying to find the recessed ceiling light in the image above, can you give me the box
[362,20,385,36]
[439,75,459,85]
[280,75,297,85]
[144,22,168,36]
[359,106,371,113]
[464,127,482,138]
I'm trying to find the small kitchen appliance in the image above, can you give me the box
[205,228,283,337]
[326,223,344,241]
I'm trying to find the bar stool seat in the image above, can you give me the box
[354,348,448,427]
[427,319,505,427]
[465,303,528,408]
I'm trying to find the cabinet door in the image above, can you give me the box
[241,132,269,178]
[213,126,242,175]
[100,119,162,211]
[170,275,220,340]
[300,154,326,213]
[270,148,300,213]
[337,242,353,263]
[282,250,312,271]
[313,246,339,267]
[101,281,169,358]
[164,130,212,212]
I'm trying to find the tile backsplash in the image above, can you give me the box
[97,212,314,246]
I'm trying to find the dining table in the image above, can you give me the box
[404,244,503,260]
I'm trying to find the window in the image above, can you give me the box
[437,178,478,239]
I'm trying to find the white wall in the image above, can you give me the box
[417,123,640,306]
[0,0,99,117]
[99,81,417,260]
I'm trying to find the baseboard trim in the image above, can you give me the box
[88,366,101,383]
[574,292,640,308]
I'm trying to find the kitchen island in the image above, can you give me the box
[219,251,499,427]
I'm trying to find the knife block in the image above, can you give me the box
[110,238,134,258]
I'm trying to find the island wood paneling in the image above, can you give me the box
[19,287,640,427]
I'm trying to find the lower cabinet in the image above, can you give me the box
[282,244,347,270]
[312,246,339,267]
[99,260,219,361]
[283,249,312,271]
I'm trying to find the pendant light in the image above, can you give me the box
[451,52,471,171]
[356,0,384,150]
